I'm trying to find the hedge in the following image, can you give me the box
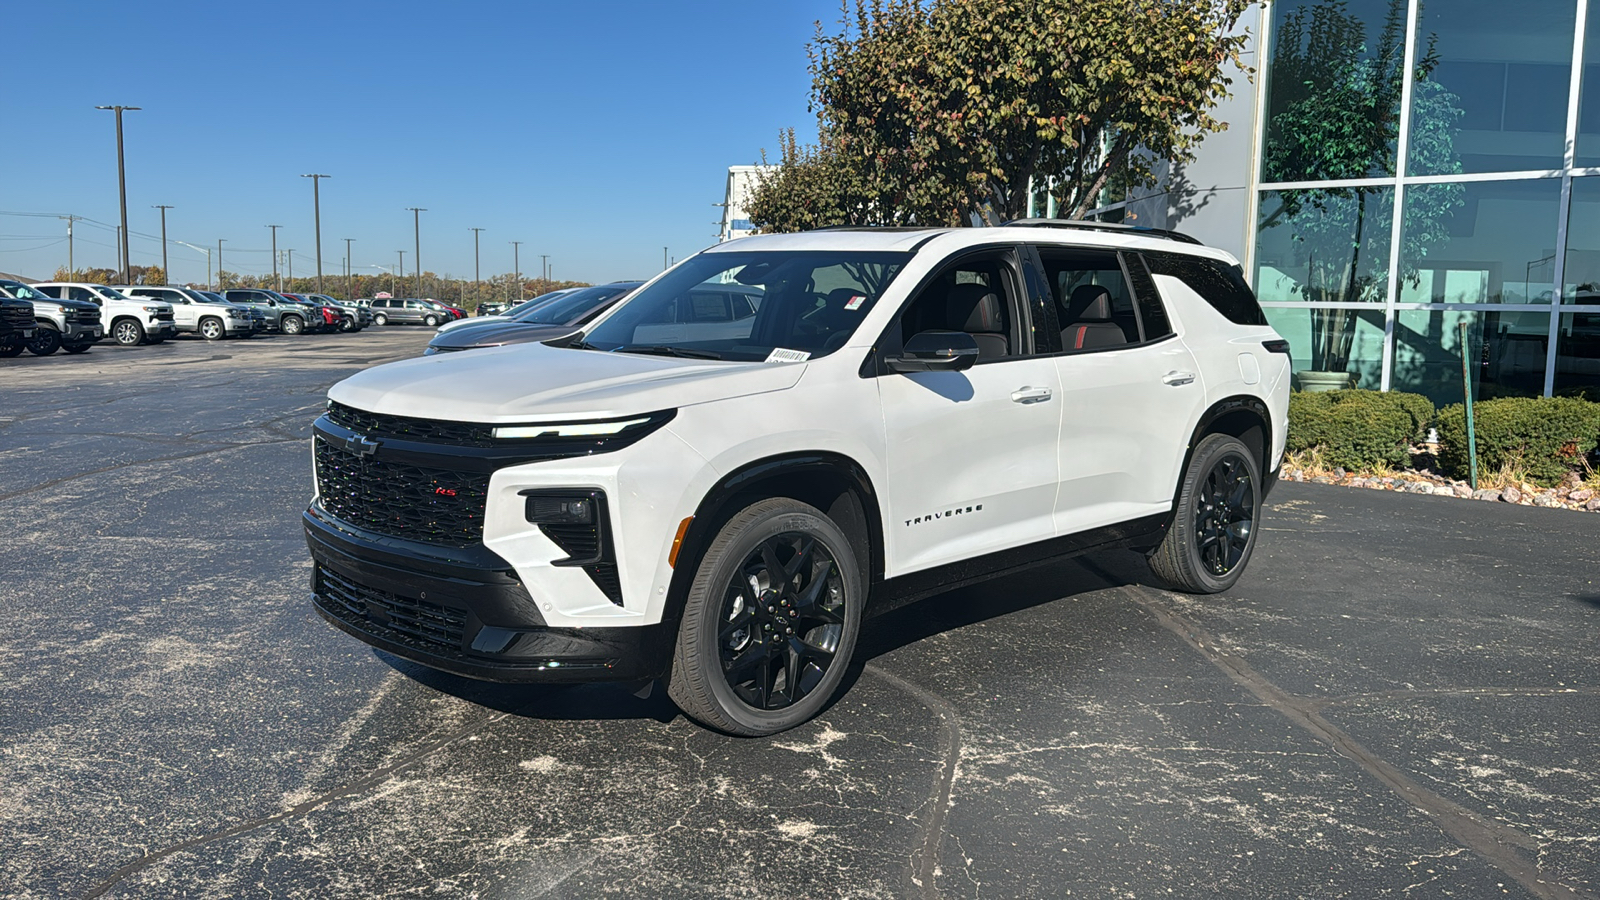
[1437,396,1600,486]
[1287,389,1434,471]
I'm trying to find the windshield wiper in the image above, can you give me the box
[613,345,723,360]
[564,338,604,351]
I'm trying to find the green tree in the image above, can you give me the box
[1263,0,1463,376]
[749,0,1252,231]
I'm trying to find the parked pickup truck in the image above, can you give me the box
[116,285,256,340]
[32,283,178,346]
[0,279,101,355]
[0,289,36,358]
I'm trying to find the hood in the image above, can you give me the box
[428,321,577,351]
[329,340,806,421]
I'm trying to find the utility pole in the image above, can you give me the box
[406,207,425,297]
[470,227,484,304]
[153,206,173,282]
[664,246,669,271]
[286,249,294,287]
[95,105,140,281]
[60,215,80,277]
[540,254,549,285]
[343,238,354,299]
[217,239,227,289]
[510,241,522,301]
[301,174,329,293]
[398,250,406,295]
[266,224,282,290]
[115,226,122,276]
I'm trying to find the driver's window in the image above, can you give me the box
[896,251,1024,361]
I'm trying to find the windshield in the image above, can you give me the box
[1,282,49,301]
[501,289,574,318]
[518,284,637,325]
[579,251,909,361]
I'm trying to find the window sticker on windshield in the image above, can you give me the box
[843,294,867,310]
[765,347,812,364]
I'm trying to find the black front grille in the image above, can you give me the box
[71,310,101,325]
[328,401,499,448]
[154,310,175,321]
[2,305,30,330]
[314,436,489,547]
[316,565,466,651]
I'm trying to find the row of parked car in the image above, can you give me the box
[0,280,395,358]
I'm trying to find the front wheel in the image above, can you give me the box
[26,326,61,356]
[1148,433,1262,594]
[62,343,91,354]
[111,319,144,346]
[423,314,439,327]
[0,335,23,357]
[199,317,225,341]
[668,498,862,736]
[373,313,388,326]
[281,315,304,335]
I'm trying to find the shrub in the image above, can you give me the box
[1286,388,1435,471]
[1437,396,1600,486]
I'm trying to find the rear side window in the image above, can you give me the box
[1143,252,1267,326]
[1123,253,1174,340]
[1035,247,1140,344]
[36,286,62,298]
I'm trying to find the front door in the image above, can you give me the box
[877,247,1062,577]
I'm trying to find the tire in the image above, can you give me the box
[423,314,439,327]
[111,319,145,346]
[199,317,225,341]
[25,325,61,356]
[281,315,304,335]
[338,316,355,333]
[62,343,91,354]
[373,313,388,326]
[668,498,863,736]
[0,335,23,357]
[1148,433,1263,594]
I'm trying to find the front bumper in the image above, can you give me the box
[304,507,674,683]
[62,322,102,343]
[149,319,178,336]
[224,318,254,333]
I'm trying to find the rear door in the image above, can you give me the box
[1033,245,1205,534]
[876,245,1063,576]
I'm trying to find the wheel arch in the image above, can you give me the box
[1153,395,1274,546]
[664,451,884,629]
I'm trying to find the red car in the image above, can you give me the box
[282,293,341,333]
[421,298,466,320]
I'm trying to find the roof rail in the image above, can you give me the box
[807,225,950,233]
[1001,217,1204,246]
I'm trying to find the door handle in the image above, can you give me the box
[1011,386,1053,404]
[1162,371,1196,386]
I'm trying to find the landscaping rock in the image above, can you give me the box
[1453,484,1474,498]
[1588,497,1600,511]
[1535,495,1563,508]
[1407,482,1435,494]
[1570,489,1594,503]
[1311,476,1336,484]
[1502,487,1523,503]
[1472,489,1503,502]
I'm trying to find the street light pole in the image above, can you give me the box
[398,250,406,295]
[153,206,173,282]
[664,246,669,271]
[267,224,282,290]
[95,105,140,281]
[217,239,227,289]
[301,173,330,293]
[406,207,425,297]
[343,238,354,299]
[540,254,549,284]
[286,249,294,287]
[510,241,522,301]
[470,228,484,305]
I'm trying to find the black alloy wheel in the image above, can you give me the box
[25,326,61,356]
[1147,433,1262,594]
[0,335,23,357]
[199,317,225,341]
[338,316,355,332]
[670,498,862,736]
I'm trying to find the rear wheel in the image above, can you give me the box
[668,498,862,736]
[1148,433,1262,594]
[423,314,440,327]
[25,325,61,356]
[199,317,225,341]
[373,313,388,326]
[281,314,305,335]
[111,319,144,346]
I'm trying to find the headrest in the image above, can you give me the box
[824,287,862,308]
[1066,284,1114,321]
[947,282,1004,334]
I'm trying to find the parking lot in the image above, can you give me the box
[2,330,1598,899]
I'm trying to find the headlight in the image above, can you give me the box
[142,305,163,313]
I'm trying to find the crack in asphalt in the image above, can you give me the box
[1123,585,1596,900]
[864,664,962,900]
[1313,686,1600,709]
[77,707,520,900]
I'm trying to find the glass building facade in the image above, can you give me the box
[1250,0,1600,405]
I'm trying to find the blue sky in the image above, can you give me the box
[1,0,833,287]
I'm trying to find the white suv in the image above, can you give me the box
[305,223,1289,735]
[116,285,255,340]
[32,283,178,346]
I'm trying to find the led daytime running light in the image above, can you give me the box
[493,416,654,439]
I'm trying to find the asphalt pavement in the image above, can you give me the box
[1,328,1597,899]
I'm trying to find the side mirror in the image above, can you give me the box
[887,330,981,373]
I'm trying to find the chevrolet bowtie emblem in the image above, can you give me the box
[344,433,380,457]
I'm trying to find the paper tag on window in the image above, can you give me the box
[765,347,812,364]
[843,294,867,310]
